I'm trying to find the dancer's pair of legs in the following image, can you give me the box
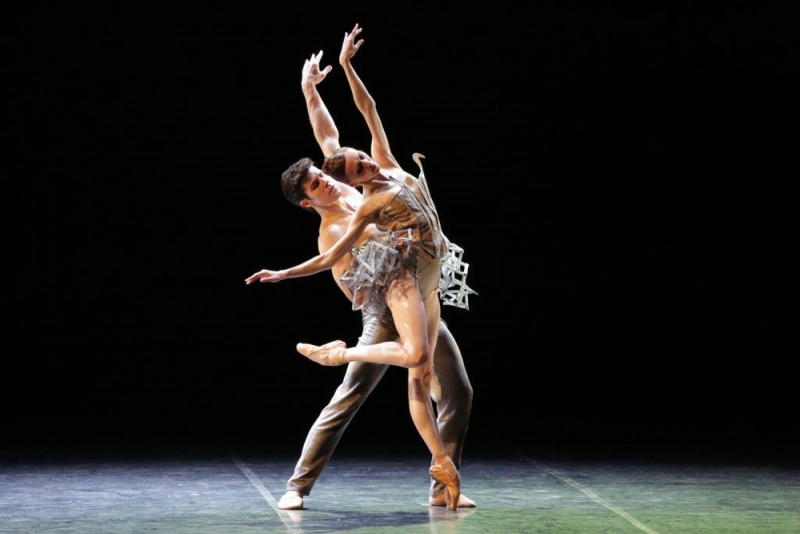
[299,267,462,509]
[283,313,474,509]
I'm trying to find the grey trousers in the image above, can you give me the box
[286,312,473,497]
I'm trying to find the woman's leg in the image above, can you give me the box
[297,273,431,369]
[385,277,459,510]
[384,275,444,458]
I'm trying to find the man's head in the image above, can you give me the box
[281,157,343,211]
[322,147,380,186]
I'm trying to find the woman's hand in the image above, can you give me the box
[245,269,287,285]
[339,23,364,65]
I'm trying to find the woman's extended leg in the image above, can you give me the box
[296,272,432,369]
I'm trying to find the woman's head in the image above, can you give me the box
[322,147,380,185]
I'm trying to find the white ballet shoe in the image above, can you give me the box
[278,490,304,510]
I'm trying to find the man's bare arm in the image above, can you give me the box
[302,50,341,157]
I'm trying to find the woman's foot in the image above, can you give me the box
[429,492,476,508]
[296,340,348,366]
[429,452,461,511]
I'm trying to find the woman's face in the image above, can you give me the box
[342,149,380,185]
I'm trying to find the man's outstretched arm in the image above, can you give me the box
[302,50,341,157]
[338,24,400,170]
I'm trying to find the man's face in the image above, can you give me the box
[342,148,380,185]
[302,166,343,207]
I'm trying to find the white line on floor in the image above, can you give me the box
[230,453,303,531]
[520,456,659,534]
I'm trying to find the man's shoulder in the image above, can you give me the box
[319,221,346,249]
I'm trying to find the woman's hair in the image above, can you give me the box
[321,148,349,182]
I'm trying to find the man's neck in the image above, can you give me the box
[316,197,355,222]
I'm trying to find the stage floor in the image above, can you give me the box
[1,452,798,533]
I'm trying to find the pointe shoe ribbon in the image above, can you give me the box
[296,340,348,366]
[429,452,461,511]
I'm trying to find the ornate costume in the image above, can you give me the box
[341,154,477,314]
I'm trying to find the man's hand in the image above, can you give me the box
[302,50,332,87]
[245,269,287,285]
[339,23,364,65]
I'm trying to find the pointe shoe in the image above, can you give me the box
[429,452,461,511]
[277,490,304,510]
[429,492,476,508]
[296,340,348,366]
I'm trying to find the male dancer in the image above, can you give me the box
[273,43,475,510]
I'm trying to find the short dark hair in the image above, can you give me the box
[321,148,349,182]
[281,157,315,209]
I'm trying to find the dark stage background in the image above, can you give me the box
[5,5,796,463]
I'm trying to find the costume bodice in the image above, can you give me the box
[376,174,448,261]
